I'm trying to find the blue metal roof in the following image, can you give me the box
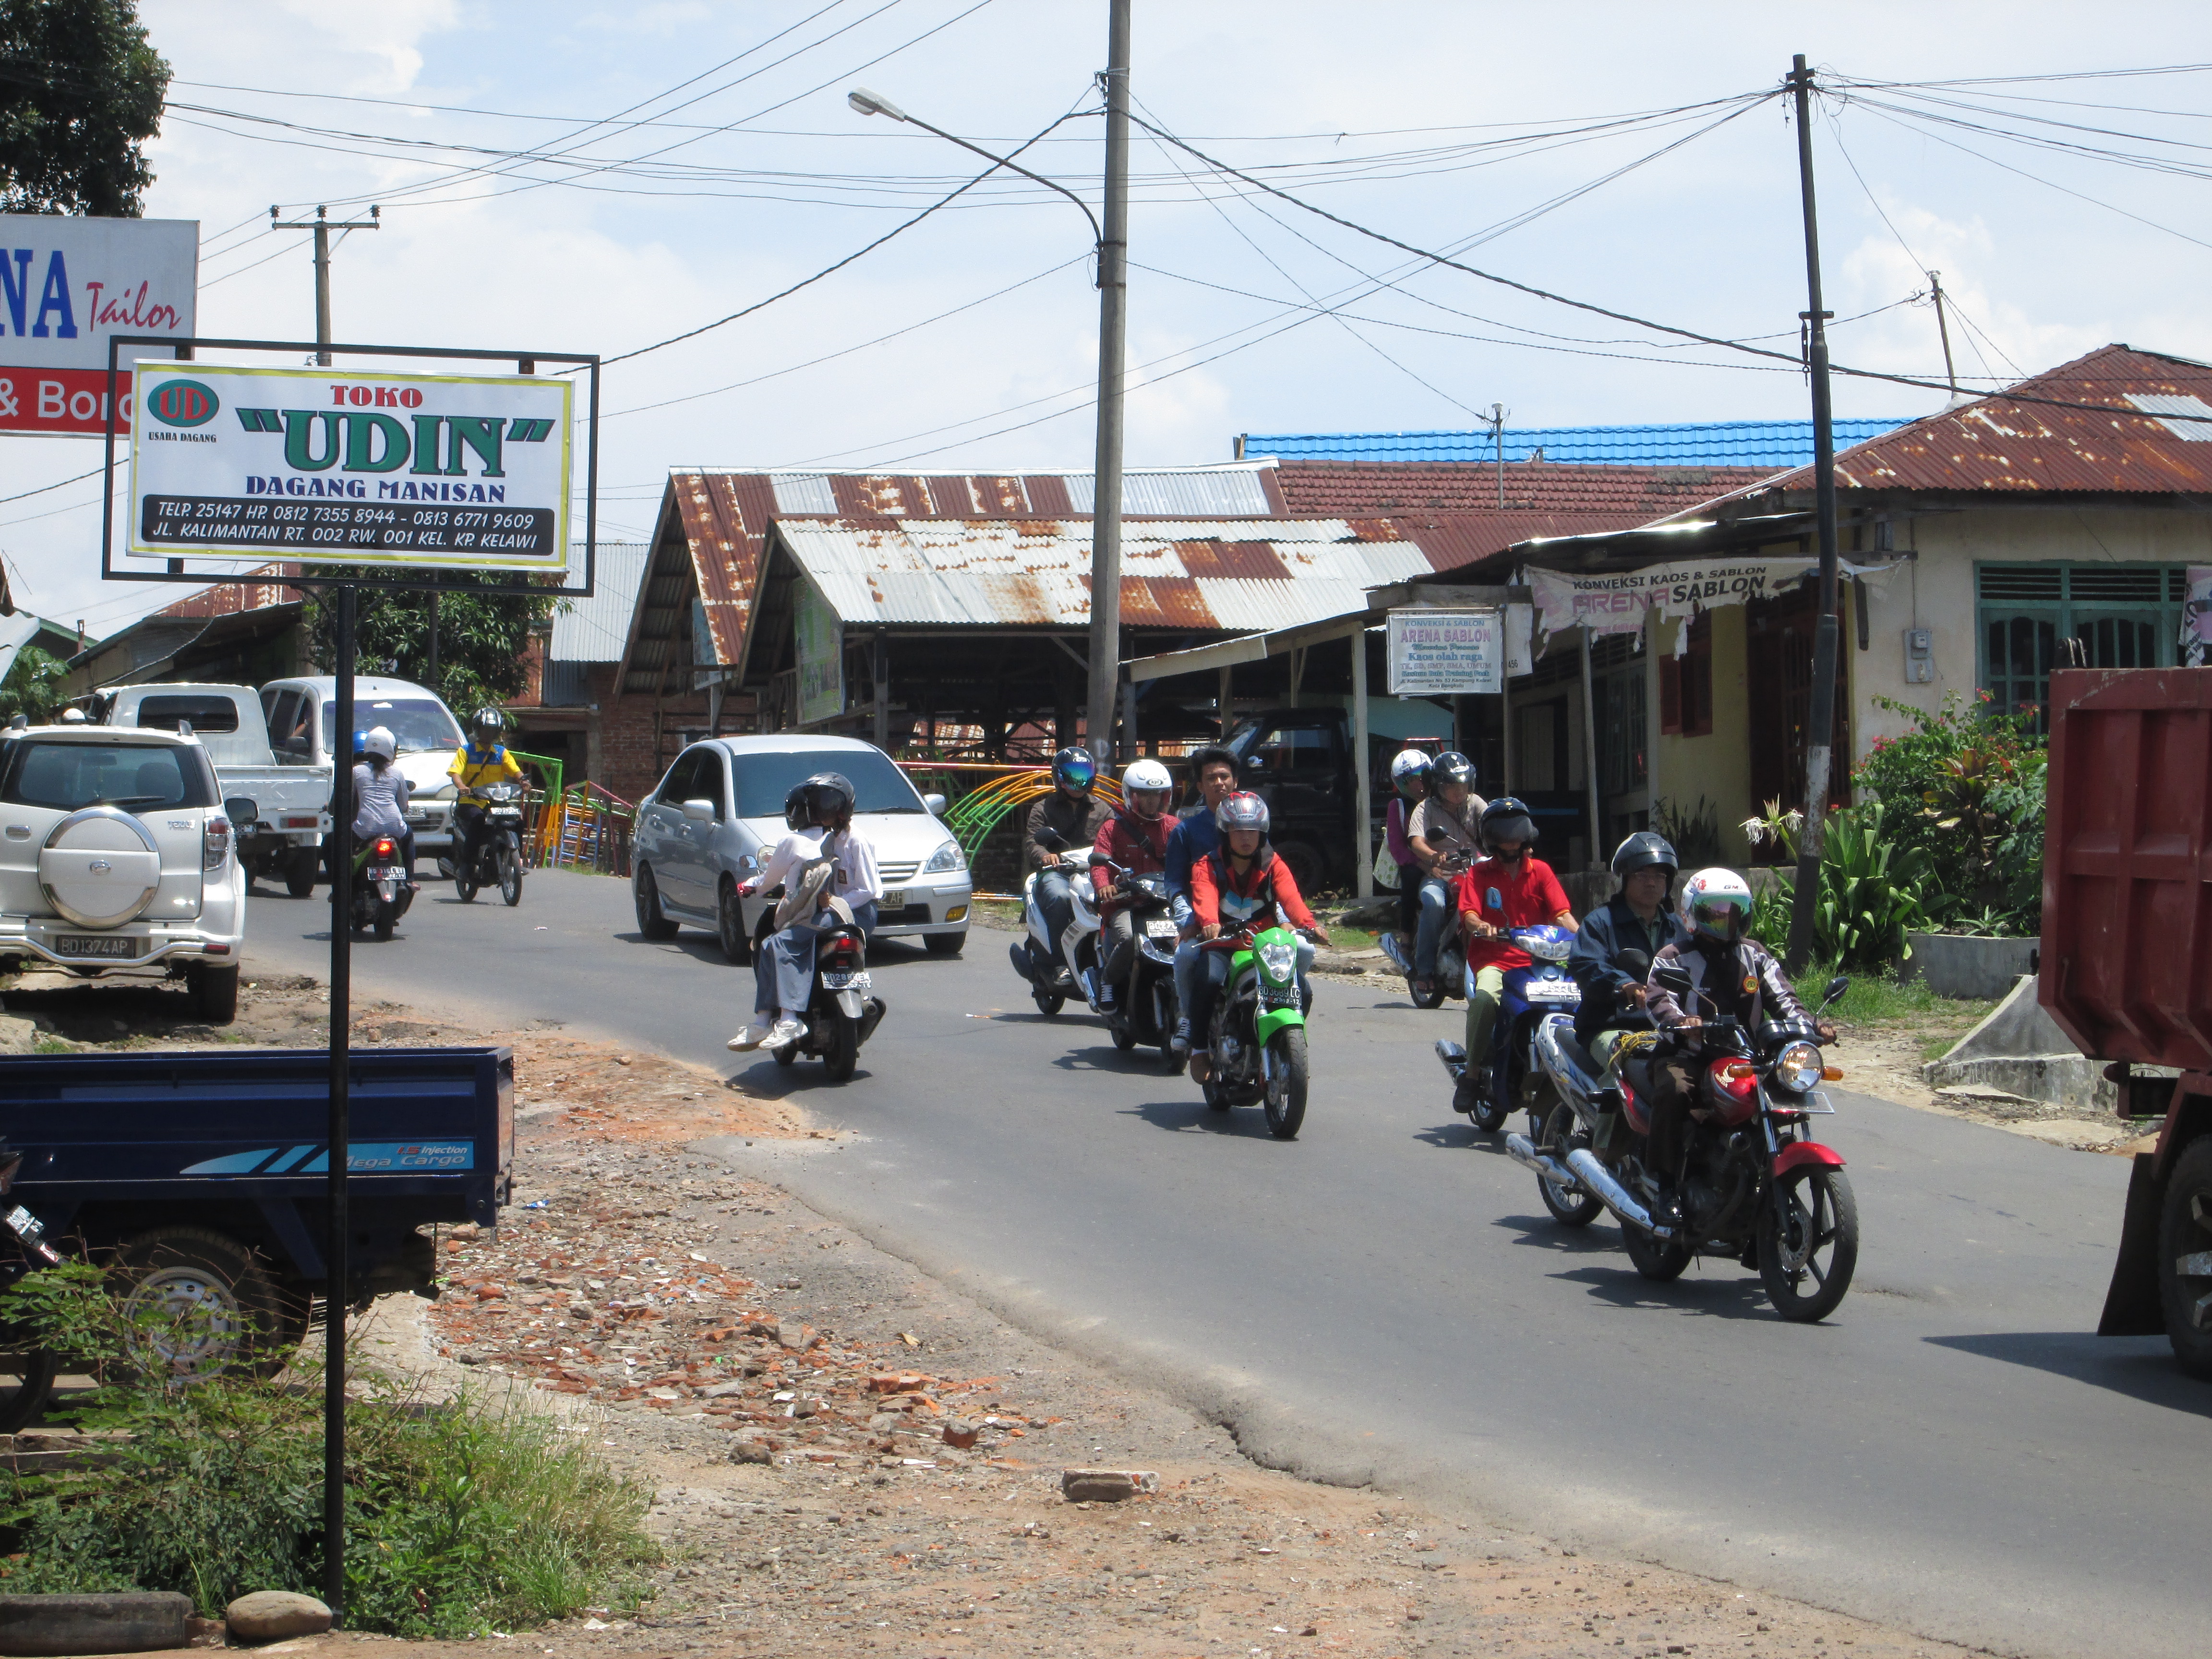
[1240,418,1914,469]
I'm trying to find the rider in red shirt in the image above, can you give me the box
[1185,791,1322,1082]
[1452,795,1575,1115]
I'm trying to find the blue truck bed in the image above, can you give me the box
[0,1046,513,1298]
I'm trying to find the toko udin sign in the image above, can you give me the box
[0,215,197,435]
[126,361,573,571]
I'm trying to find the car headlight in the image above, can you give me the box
[1258,941,1298,983]
[1774,1040,1824,1094]
[923,840,967,875]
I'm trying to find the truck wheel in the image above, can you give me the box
[0,1340,56,1433]
[189,964,240,1025]
[635,866,679,940]
[113,1227,292,1382]
[285,846,319,898]
[2159,1136,2212,1380]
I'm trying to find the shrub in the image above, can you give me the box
[1743,799,1933,972]
[1852,692,2045,933]
[0,1264,656,1635]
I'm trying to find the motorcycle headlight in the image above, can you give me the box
[1258,941,1298,983]
[1774,1040,1824,1094]
[923,840,967,875]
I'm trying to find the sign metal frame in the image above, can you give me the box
[97,334,600,599]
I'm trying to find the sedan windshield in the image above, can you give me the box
[728,749,926,818]
[322,697,462,755]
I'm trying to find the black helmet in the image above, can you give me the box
[1611,830,1678,884]
[800,771,855,826]
[782,782,812,833]
[1480,794,1538,854]
[1431,751,1477,794]
[1052,745,1097,794]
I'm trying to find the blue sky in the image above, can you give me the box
[7,0,2212,642]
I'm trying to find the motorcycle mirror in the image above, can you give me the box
[1035,829,1068,852]
[1822,974,1851,1009]
[1087,850,1114,868]
[1653,964,1694,998]
[1617,948,1651,978]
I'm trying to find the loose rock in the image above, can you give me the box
[1060,1468,1158,1503]
[223,1591,332,1644]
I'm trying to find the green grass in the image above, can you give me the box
[1789,962,1997,1032]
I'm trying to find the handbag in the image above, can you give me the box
[1372,840,1399,890]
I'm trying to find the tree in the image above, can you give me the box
[0,0,169,217]
[0,643,67,722]
[301,575,559,727]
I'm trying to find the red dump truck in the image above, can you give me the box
[2044,668,2212,1378]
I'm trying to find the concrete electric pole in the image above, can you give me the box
[270,204,381,366]
[1086,0,1131,762]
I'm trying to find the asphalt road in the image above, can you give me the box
[243,869,2205,1659]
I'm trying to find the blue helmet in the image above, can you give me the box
[1051,745,1096,794]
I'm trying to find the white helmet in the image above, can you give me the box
[363,725,397,762]
[1679,867,1755,947]
[1121,758,1174,818]
[1389,748,1431,800]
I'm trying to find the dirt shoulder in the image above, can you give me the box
[7,974,1987,1657]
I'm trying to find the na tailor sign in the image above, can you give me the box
[126,362,573,572]
[0,215,197,436]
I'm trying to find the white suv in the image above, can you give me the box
[0,724,246,1022]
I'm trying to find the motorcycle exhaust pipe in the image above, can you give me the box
[1435,1039,1467,1082]
[1564,1146,1673,1239]
[1504,1132,1578,1190]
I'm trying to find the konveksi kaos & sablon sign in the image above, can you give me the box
[126,361,571,571]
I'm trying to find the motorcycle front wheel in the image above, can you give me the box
[1537,1103,1603,1227]
[1758,1165,1859,1322]
[1033,988,1065,1017]
[455,856,478,902]
[1110,1018,1137,1053]
[1623,1221,1691,1281]
[498,838,524,906]
[1408,977,1446,1010]
[1262,1027,1309,1140]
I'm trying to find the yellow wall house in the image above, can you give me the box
[1490,345,2212,870]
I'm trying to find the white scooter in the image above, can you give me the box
[1008,829,1104,1017]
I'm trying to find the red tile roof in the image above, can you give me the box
[1273,457,1777,518]
[1714,344,2212,503]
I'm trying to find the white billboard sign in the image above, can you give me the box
[1386,607,1502,696]
[0,215,197,436]
[125,362,572,571]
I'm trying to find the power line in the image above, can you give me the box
[0,468,102,508]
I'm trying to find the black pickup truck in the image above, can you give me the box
[0,1045,513,1428]
[1225,707,1430,894]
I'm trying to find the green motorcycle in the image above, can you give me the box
[1196,923,1316,1140]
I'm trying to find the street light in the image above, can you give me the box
[849,45,1131,761]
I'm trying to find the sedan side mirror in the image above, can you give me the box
[1653,964,1694,998]
[681,798,716,824]
[224,795,259,830]
[923,792,947,816]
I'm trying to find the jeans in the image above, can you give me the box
[1034,867,1079,971]
[1172,938,1203,1033]
[1415,875,1457,979]
[1462,964,1510,1072]
[1186,939,1317,1042]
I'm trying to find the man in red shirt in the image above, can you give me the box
[1453,795,1576,1115]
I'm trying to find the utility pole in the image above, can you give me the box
[1086,0,1131,762]
[1489,402,1508,510]
[1928,269,1959,398]
[271,204,381,366]
[1784,52,1842,974]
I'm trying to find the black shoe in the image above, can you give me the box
[1650,1183,1684,1228]
[1452,1072,1480,1115]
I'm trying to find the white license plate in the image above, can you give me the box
[367,866,405,882]
[822,971,872,991]
[1144,918,1179,939]
[57,935,136,959]
[490,809,522,821]
[879,889,905,910]
[1525,979,1580,1002]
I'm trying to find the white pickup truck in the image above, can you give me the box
[0,724,246,1022]
[92,683,330,897]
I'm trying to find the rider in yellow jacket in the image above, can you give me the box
[448,707,525,876]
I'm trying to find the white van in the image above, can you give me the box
[256,676,468,853]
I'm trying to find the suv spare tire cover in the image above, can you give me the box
[39,807,163,927]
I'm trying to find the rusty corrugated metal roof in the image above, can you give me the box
[1712,344,2212,503]
[771,517,1448,633]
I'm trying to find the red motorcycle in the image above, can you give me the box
[1513,964,1858,1321]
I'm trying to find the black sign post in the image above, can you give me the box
[99,336,598,1620]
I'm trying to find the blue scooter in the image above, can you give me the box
[1434,924,1581,1133]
